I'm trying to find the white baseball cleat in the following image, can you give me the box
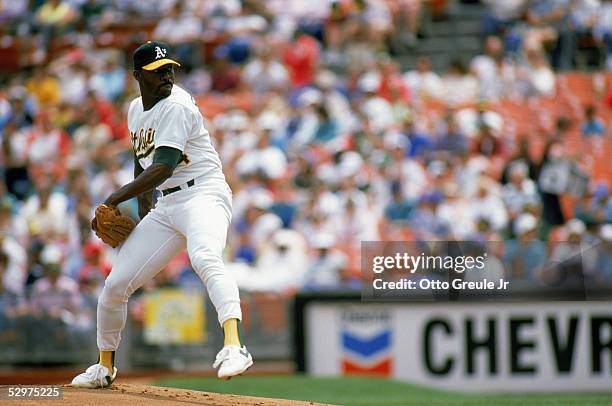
[213,345,253,380]
[70,364,117,388]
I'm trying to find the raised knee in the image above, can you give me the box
[190,248,223,273]
[99,276,129,305]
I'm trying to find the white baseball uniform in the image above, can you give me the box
[97,84,241,351]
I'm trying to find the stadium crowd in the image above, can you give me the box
[0,0,611,339]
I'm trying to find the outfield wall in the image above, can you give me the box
[295,293,612,393]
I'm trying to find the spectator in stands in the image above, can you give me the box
[323,0,352,64]
[503,213,547,281]
[195,0,241,20]
[0,250,24,347]
[26,110,72,176]
[598,185,612,223]
[209,50,242,92]
[595,224,612,280]
[6,88,36,129]
[270,181,299,228]
[70,109,112,168]
[574,183,610,226]
[2,121,32,200]
[344,20,379,71]
[65,168,95,243]
[481,0,528,36]
[403,116,435,159]
[0,0,29,29]
[0,90,10,132]
[30,244,82,317]
[469,177,509,233]
[472,123,504,158]
[89,155,132,206]
[442,59,479,105]
[437,182,475,239]
[34,0,79,50]
[471,35,517,100]
[242,45,289,96]
[213,109,255,168]
[302,232,350,290]
[543,218,596,286]
[403,56,444,101]
[384,180,414,226]
[316,70,356,134]
[594,0,612,70]
[0,222,28,295]
[500,137,537,183]
[292,154,319,190]
[235,124,287,181]
[571,0,600,41]
[336,197,381,251]
[463,241,506,283]
[235,190,284,261]
[502,161,540,232]
[294,190,339,243]
[29,243,91,351]
[90,58,126,102]
[518,49,556,97]
[20,177,69,240]
[152,0,203,71]
[25,66,61,107]
[537,139,568,238]
[52,60,90,107]
[383,132,428,199]
[232,228,308,293]
[581,104,606,153]
[283,30,320,88]
[358,72,394,134]
[377,57,411,106]
[435,113,469,156]
[408,192,447,239]
[77,241,110,296]
[0,195,28,244]
[525,0,574,70]
[389,0,426,49]
[310,104,340,146]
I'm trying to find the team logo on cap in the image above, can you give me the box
[155,46,167,59]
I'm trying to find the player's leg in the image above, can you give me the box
[71,209,185,388]
[174,191,253,379]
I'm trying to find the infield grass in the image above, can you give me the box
[154,375,612,406]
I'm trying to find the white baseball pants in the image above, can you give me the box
[96,185,241,351]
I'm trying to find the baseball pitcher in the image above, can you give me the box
[71,41,252,388]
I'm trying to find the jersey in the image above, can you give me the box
[127,85,227,191]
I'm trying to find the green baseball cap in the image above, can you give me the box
[133,41,181,71]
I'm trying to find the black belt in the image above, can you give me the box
[161,179,195,196]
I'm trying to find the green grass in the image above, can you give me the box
[154,375,612,406]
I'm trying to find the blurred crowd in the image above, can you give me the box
[0,0,611,335]
[482,0,612,71]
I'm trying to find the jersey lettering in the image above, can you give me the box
[128,85,225,191]
[131,127,156,158]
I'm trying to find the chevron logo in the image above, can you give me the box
[342,331,391,358]
[342,358,392,376]
[341,330,392,377]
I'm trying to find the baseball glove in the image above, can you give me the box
[92,204,136,248]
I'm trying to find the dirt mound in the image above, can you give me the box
[15,384,328,405]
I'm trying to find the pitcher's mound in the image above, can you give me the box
[29,384,326,405]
